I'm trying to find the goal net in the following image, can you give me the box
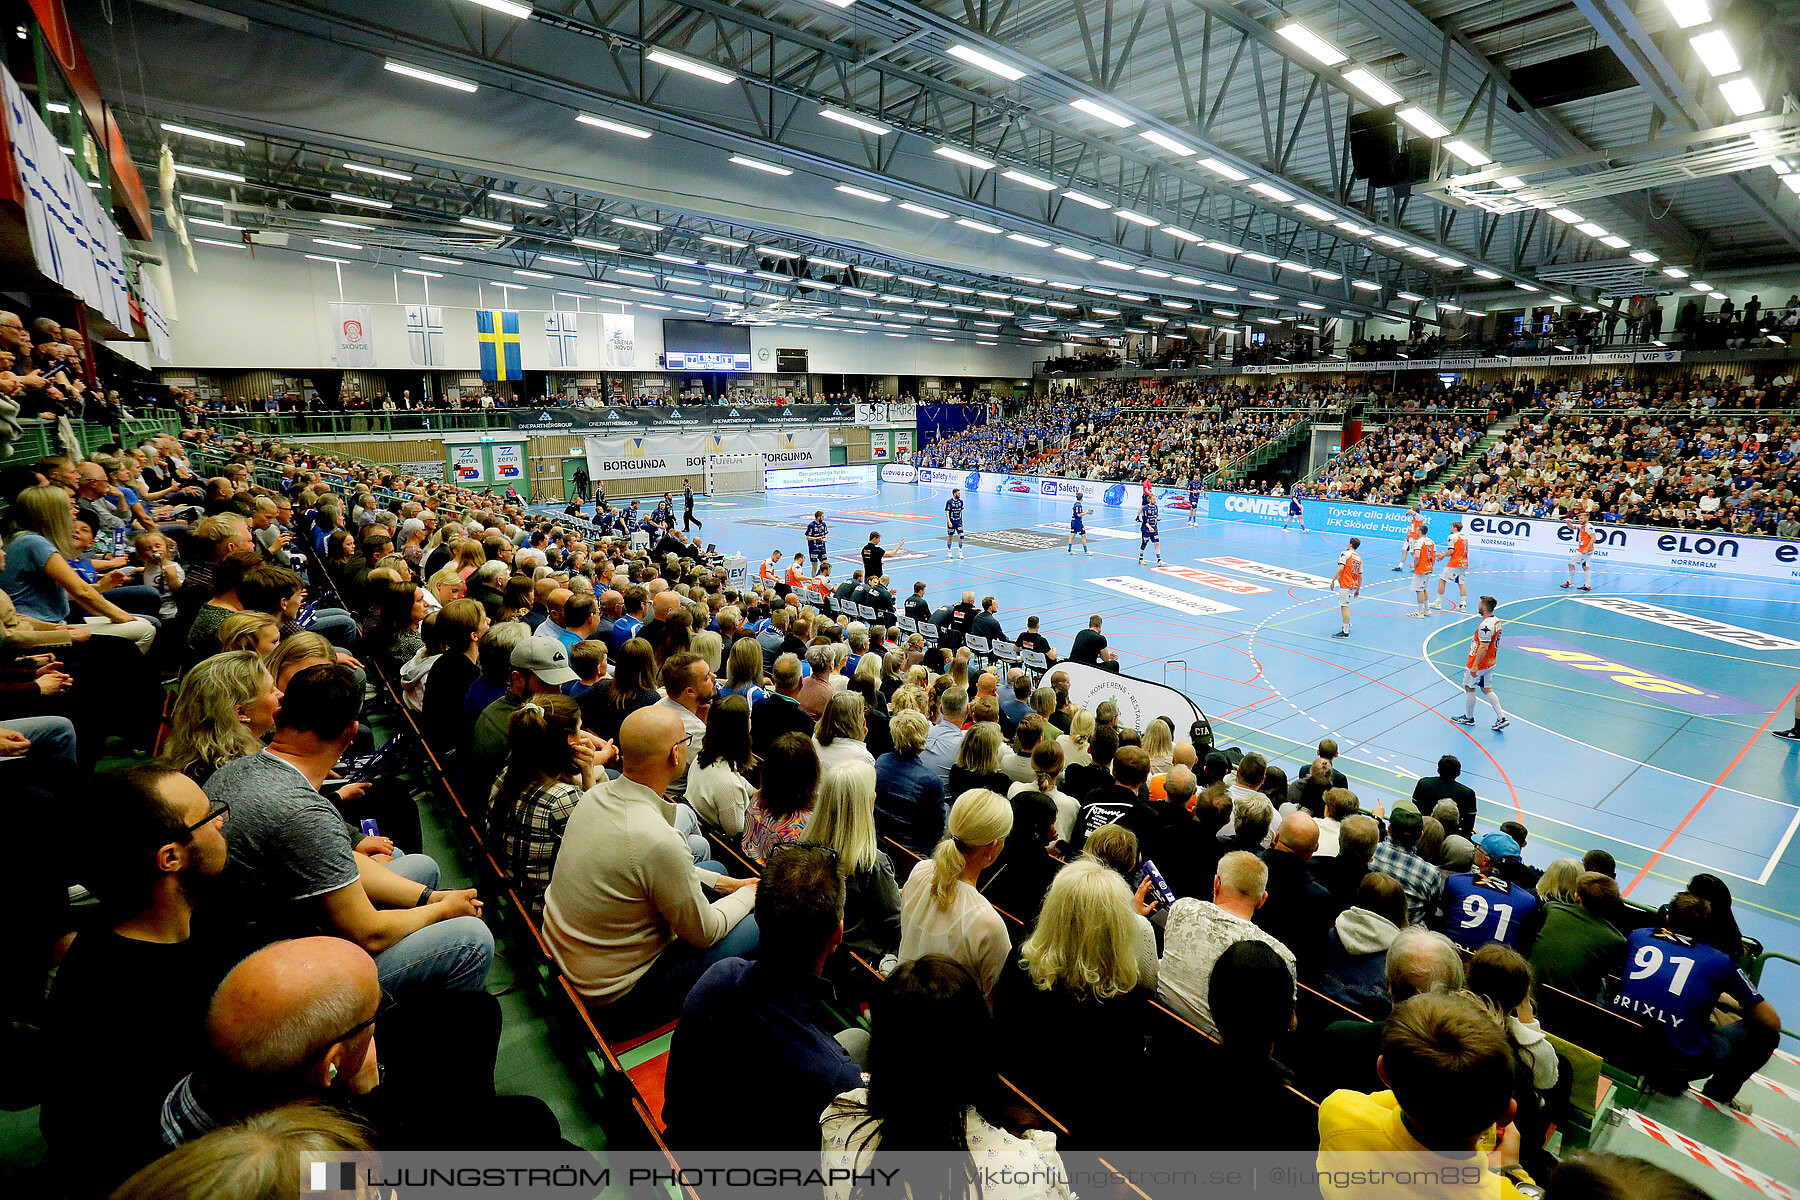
[706,453,764,495]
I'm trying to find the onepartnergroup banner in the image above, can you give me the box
[883,466,1800,584]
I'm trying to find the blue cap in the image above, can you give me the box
[1477,831,1521,861]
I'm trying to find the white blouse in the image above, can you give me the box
[898,859,1010,998]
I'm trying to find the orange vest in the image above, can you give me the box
[1409,513,1425,539]
[1448,532,1469,568]
[785,566,808,587]
[1467,618,1502,672]
[1335,550,1362,589]
[1414,540,1436,576]
[1575,524,1595,554]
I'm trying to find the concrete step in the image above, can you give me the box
[1633,1089,1800,1184]
[1593,1109,1797,1200]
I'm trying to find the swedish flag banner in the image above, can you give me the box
[476,309,522,381]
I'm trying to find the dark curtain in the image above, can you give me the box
[309,371,342,404]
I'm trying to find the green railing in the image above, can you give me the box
[196,410,519,437]
[6,414,183,461]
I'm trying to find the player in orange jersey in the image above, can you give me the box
[1409,535,1438,617]
[1332,537,1362,638]
[784,552,811,594]
[1453,595,1509,731]
[1393,504,1426,571]
[1437,520,1470,613]
[1559,513,1596,591]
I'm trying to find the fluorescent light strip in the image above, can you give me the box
[418,254,464,265]
[176,164,245,182]
[1688,30,1739,77]
[1396,107,1450,139]
[343,161,411,181]
[1002,170,1056,190]
[539,255,582,266]
[1161,227,1205,243]
[187,217,241,231]
[312,237,361,249]
[1444,140,1491,166]
[458,215,513,231]
[576,112,652,138]
[1138,129,1196,156]
[646,48,736,84]
[1006,233,1052,247]
[1342,68,1403,106]
[330,192,392,209]
[305,254,349,264]
[945,43,1026,81]
[1718,77,1764,117]
[613,217,662,230]
[1275,22,1346,66]
[819,106,890,136]
[160,122,244,147]
[956,217,1003,233]
[1197,158,1248,181]
[318,218,372,230]
[515,269,554,279]
[935,145,996,170]
[193,236,245,249]
[1294,202,1335,221]
[384,60,479,92]
[466,0,533,17]
[729,155,791,175]
[1061,190,1112,209]
[1068,98,1134,128]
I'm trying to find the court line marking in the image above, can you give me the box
[1624,674,1800,894]
[1417,594,1799,886]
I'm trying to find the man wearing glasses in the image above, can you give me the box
[655,651,717,803]
[41,767,231,1197]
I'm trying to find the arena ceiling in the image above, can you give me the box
[73,0,1800,344]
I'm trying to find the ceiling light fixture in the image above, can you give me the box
[1718,77,1764,116]
[458,215,513,231]
[160,122,244,146]
[490,193,548,208]
[1002,169,1056,190]
[1006,232,1052,247]
[1068,98,1135,128]
[329,191,391,209]
[731,155,792,175]
[1396,107,1450,138]
[1342,68,1403,106]
[418,254,464,265]
[176,164,246,182]
[1138,129,1196,156]
[1275,22,1347,66]
[935,145,996,170]
[384,60,479,92]
[955,217,1003,233]
[1197,157,1248,181]
[1249,181,1296,202]
[575,112,652,138]
[819,106,890,135]
[1688,30,1739,76]
[646,48,736,84]
[1444,140,1491,166]
[343,162,412,181]
[945,43,1027,81]
[613,216,663,230]
[1114,208,1160,226]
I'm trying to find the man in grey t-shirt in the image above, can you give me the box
[207,664,493,995]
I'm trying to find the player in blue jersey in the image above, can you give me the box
[1137,496,1161,565]
[1186,476,1202,525]
[1440,833,1538,950]
[945,488,966,559]
[1068,499,1091,555]
[1285,495,1305,530]
[1612,891,1780,1105]
[805,511,829,570]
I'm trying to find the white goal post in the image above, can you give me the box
[706,453,764,494]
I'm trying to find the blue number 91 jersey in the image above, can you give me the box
[1441,872,1537,949]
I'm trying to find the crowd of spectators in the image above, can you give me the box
[0,401,1781,1200]
[1301,414,1483,505]
[1425,410,1800,534]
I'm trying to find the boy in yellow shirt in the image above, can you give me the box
[1318,993,1537,1200]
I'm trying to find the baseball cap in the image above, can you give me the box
[511,636,578,686]
[1388,807,1423,838]
[1477,831,1522,861]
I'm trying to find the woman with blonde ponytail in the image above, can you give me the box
[898,788,1013,999]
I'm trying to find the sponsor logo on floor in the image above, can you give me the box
[1152,565,1275,595]
[1572,596,1800,652]
[1088,576,1243,618]
[1200,556,1334,590]
[961,528,1070,552]
[1035,523,1139,540]
[1507,635,1766,716]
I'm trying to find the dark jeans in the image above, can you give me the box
[1654,1019,1780,1102]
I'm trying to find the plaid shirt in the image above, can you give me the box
[159,1073,218,1147]
[491,775,585,917]
[1371,840,1444,925]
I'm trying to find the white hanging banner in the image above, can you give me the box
[1,64,131,329]
[602,313,636,369]
[406,304,445,366]
[546,310,581,369]
[139,267,171,363]
[331,302,376,367]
